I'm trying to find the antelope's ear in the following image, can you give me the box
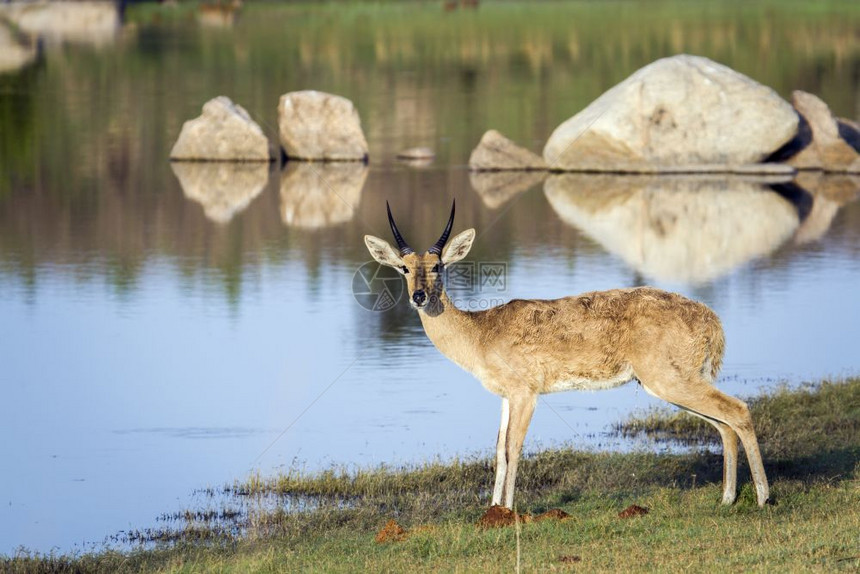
[364,235,406,269]
[442,229,475,265]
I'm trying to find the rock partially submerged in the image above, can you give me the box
[469,130,547,171]
[781,91,860,173]
[397,147,435,160]
[170,96,273,162]
[396,147,435,168]
[278,91,369,161]
[543,55,798,172]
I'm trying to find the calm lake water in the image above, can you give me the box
[1,1,859,555]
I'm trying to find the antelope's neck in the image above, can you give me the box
[418,290,479,373]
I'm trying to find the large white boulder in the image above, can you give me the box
[543,55,799,172]
[278,91,369,161]
[170,96,272,162]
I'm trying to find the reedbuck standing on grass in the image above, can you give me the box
[364,201,770,510]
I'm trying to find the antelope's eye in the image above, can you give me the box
[401,266,409,274]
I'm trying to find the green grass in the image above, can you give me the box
[155,483,860,572]
[4,379,859,572]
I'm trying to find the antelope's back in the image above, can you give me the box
[470,287,724,389]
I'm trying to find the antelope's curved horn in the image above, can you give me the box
[386,201,414,256]
[428,199,456,256]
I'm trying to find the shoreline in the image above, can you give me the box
[5,377,858,571]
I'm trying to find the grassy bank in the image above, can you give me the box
[5,379,859,572]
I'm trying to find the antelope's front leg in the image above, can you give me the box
[491,398,510,506]
[501,393,537,509]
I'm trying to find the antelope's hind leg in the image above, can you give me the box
[640,374,770,507]
[685,411,739,504]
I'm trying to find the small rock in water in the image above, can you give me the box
[170,96,272,162]
[278,90,369,161]
[397,147,435,160]
[469,130,547,171]
[780,91,860,173]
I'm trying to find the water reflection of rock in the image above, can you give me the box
[470,171,547,209]
[171,162,269,224]
[545,174,805,284]
[279,162,367,228]
[0,2,120,46]
[793,173,860,244]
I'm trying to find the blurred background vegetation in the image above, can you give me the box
[0,0,857,297]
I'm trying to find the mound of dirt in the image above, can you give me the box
[477,505,571,528]
[375,519,407,543]
[559,555,582,563]
[477,505,520,528]
[618,504,649,518]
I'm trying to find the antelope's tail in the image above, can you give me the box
[702,312,726,383]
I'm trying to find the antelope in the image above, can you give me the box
[364,201,770,510]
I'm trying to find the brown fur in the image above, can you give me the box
[364,226,768,510]
[456,288,725,393]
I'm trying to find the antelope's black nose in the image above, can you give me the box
[412,290,427,305]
